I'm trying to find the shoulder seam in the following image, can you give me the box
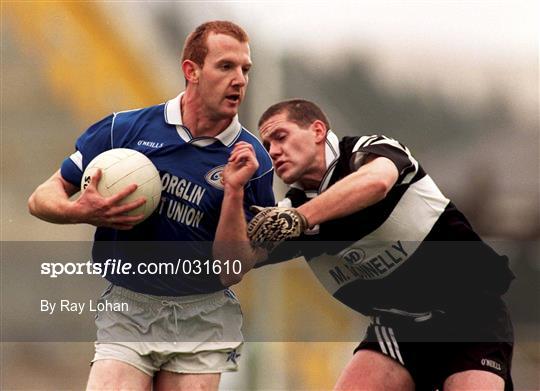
[242,127,272,162]
[110,104,165,148]
[110,112,118,148]
[249,166,274,182]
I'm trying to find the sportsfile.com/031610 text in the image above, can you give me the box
[40,259,242,278]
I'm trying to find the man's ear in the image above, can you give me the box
[182,60,200,84]
[311,120,328,144]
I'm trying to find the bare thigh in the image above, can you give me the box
[154,371,221,391]
[86,359,152,390]
[334,349,414,391]
[444,370,505,391]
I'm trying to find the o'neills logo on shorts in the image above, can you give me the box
[481,359,502,371]
[205,165,225,190]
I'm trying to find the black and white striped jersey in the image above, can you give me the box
[269,131,514,316]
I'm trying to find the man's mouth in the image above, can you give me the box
[275,161,287,172]
[225,94,241,103]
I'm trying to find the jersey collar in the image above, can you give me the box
[290,129,340,194]
[164,92,242,147]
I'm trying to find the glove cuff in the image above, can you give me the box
[296,210,309,233]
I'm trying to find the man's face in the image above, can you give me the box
[197,33,251,120]
[260,113,319,185]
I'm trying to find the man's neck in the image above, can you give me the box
[298,150,327,191]
[180,91,233,138]
[298,176,322,191]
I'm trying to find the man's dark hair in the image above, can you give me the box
[258,99,331,130]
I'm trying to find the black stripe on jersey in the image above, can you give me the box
[358,135,380,148]
[316,183,410,242]
[363,135,388,147]
[352,135,413,157]
[355,144,417,184]
[406,165,426,186]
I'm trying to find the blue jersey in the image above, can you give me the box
[61,94,275,295]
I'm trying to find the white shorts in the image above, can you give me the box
[92,285,243,376]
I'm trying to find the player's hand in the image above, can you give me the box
[222,142,259,191]
[69,169,146,230]
[247,206,308,252]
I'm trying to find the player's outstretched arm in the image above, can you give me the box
[28,169,146,230]
[214,142,262,287]
[297,155,398,227]
[247,156,399,250]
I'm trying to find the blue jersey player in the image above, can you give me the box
[28,21,274,391]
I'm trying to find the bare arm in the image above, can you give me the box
[246,156,399,265]
[297,155,399,227]
[28,169,146,230]
[28,170,81,224]
[214,142,262,286]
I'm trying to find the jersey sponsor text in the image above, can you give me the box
[158,173,206,228]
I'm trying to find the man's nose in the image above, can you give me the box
[269,144,281,159]
[232,68,247,87]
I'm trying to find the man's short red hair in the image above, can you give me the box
[182,20,249,67]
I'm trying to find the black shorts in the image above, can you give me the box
[355,295,514,391]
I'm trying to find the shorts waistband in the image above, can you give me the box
[371,308,446,324]
[109,285,229,307]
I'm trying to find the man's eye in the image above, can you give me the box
[221,64,231,70]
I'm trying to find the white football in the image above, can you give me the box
[81,148,162,222]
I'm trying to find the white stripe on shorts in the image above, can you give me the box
[372,317,404,365]
[380,326,397,361]
[387,327,405,365]
[373,325,389,356]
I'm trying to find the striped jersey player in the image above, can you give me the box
[241,99,515,391]
[271,132,513,315]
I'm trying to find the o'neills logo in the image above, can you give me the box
[481,359,501,371]
[137,140,164,148]
[205,165,225,190]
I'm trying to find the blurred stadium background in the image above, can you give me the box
[1,2,538,390]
